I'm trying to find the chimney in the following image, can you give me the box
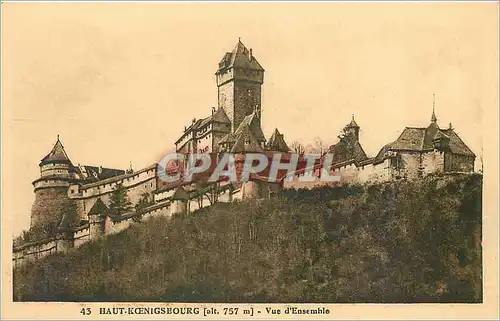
[249,48,253,59]
[212,107,216,115]
[98,166,103,174]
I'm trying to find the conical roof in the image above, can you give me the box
[40,136,71,165]
[347,115,359,128]
[238,112,266,142]
[88,198,109,216]
[431,108,437,123]
[266,128,291,152]
[172,186,189,201]
[212,107,231,123]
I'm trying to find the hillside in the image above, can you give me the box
[13,173,482,303]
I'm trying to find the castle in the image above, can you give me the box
[13,40,476,266]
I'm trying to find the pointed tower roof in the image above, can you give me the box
[266,128,291,152]
[216,39,264,74]
[347,114,359,128]
[431,108,437,123]
[431,94,437,123]
[40,135,72,165]
[172,186,189,201]
[211,107,231,124]
[88,198,109,216]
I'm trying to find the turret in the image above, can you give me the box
[87,198,109,239]
[170,186,189,216]
[33,135,76,191]
[431,94,438,124]
[345,115,360,140]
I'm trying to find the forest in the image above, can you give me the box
[13,173,482,303]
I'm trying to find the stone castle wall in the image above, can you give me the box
[70,166,157,219]
[15,152,475,268]
[218,80,235,130]
[398,153,422,179]
[30,187,77,228]
[422,151,445,176]
[283,149,472,189]
[13,182,239,267]
[233,81,262,128]
[355,160,391,183]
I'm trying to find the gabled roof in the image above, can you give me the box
[441,128,475,156]
[88,198,109,216]
[219,111,266,145]
[198,107,231,129]
[40,136,71,165]
[266,128,291,152]
[216,39,264,75]
[372,143,393,164]
[238,112,266,142]
[176,108,231,145]
[72,164,125,182]
[230,125,265,153]
[373,121,475,162]
[390,127,427,150]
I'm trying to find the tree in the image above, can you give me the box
[337,125,351,140]
[479,146,483,173]
[290,141,306,154]
[306,136,326,155]
[108,183,133,216]
[134,192,154,222]
[204,183,220,205]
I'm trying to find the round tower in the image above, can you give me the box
[30,136,78,229]
[170,186,189,216]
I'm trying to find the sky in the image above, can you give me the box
[2,2,498,236]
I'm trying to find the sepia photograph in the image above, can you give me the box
[1,1,499,320]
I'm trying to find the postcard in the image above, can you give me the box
[2,1,498,320]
